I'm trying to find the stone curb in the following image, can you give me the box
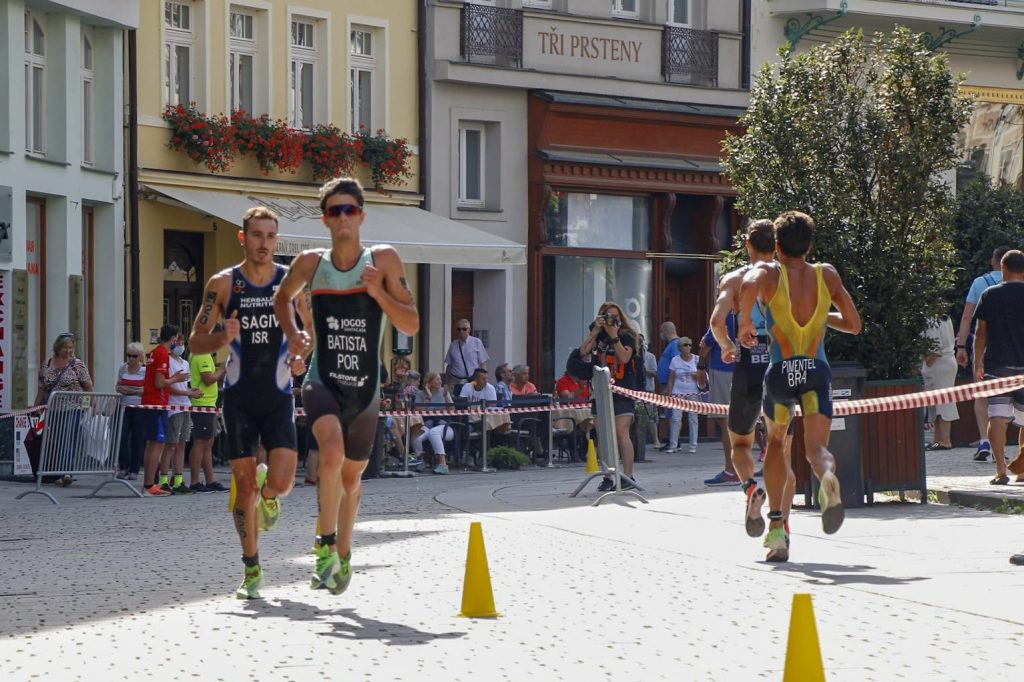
[926,487,1024,513]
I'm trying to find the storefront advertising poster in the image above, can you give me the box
[13,414,38,476]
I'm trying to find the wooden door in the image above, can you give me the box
[451,270,475,339]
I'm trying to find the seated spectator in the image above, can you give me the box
[460,368,498,403]
[495,364,513,403]
[402,370,421,401]
[413,372,453,475]
[555,371,590,401]
[509,364,538,395]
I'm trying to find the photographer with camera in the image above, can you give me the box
[579,301,641,491]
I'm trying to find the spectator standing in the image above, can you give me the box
[443,319,489,394]
[189,349,226,492]
[665,337,703,454]
[921,315,959,450]
[701,315,739,486]
[159,334,202,494]
[413,372,454,474]
[656,321,681,386]
[639,333,661,448]
[579,301,641,491]
[115,342,146,480]
[141,324,187,496]
[34,332,94,406]
[972,249,1024,488]
[956,245,1010,462]
[509,364,538,395]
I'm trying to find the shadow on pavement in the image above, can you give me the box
[769,562,931,586]
[230,599,466,646]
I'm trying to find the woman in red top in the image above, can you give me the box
[555,373,590,400]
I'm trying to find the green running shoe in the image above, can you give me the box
[333,551,353,596]
[818,470,844,535]
[254,463,280,532]
[311,545,341,592]
[235,565,263,600]
[763,526,789,563]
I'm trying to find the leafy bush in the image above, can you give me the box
[486,446,531,470]
[722,28,972,380]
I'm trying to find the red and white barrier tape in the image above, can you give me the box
[0,405,47,420]
[611,373,1024,418]
[124,401,595,418]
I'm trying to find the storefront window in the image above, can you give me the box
[541,255,651,387]
[545,192,650,250]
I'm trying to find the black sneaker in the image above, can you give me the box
[189,482,212,494]
[160,483,174,494]
[620,475,637,491]
[204,481,227,492]
[172,484,194,495]
[597,477,614,492]
[658,443,671,452]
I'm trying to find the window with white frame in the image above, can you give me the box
[163,1,193,106]
[668,0,690,25]
[613,0,638,18]
[289,18,318,129]
[82,27,94,165]
[24,11,46,155]
[229,8,256,114]
[458,123,485,207]
[350,27,376,132]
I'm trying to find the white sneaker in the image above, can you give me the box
[688,446,697,453]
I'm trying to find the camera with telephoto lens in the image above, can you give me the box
[602,313,620,327]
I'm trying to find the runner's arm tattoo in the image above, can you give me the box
[399,277,415,303]
[198,290,217,327]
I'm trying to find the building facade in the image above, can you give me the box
[751,1,1024,192]
[134,0,522,373]
[0,0,139,409]
[424,0,750,386]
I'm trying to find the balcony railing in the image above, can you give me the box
[662,26,718,87]
[461,4,523,68]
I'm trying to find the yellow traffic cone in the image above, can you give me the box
[458,522,500,618]
[585,438,599,473]
[227,473,236,512]
[783,594,826,682]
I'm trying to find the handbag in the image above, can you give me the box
[37,359,76,406]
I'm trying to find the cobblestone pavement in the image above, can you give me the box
[1,443,1022,681]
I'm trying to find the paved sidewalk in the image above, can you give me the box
[1,445,1022,681]
[923,442,1024,510]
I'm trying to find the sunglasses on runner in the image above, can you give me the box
[324,204,363,218]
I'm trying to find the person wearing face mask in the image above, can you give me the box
[141,324,191,496]
[157,334,204,494]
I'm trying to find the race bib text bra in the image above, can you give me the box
[223,264,292,396]
[306,247,387,410]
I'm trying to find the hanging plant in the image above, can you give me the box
[302,123,358,183]
[354,126,414,188]
[230,111,304,175]
[162,103,234,173]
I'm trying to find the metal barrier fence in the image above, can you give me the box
[570,367,648,506]
[15,391,138,504]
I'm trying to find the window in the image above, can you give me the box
[458,124,485,206]
[544,192,650,250]
[613,0,638,17]
[163,1,193,106]
[229,9,256,113]
[24,11,46,154]
[350,28,375,132]
[82,28,94,164]
[523,0,552,7]
[289,18,317,129]
[668,0,690,25]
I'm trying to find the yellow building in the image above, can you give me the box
[130,1,446,372]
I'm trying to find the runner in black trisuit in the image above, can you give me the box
[274,177,419,595]
[189,206,312,599]
[709,220,777,546]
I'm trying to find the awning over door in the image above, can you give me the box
[146,184,527,266]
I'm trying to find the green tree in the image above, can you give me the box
[722,28,972,380]
[951,175,1024,321]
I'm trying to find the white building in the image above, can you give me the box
[751,0,1024,191]
[0,0,139,411]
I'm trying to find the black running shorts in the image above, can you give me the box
[222,391,297,460]
[301,380,379,462]
[763,357,833,426]
[728,337,770,436]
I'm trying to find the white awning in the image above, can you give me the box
[146,184,527,266]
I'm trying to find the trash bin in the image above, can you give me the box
[808,361,867,510]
